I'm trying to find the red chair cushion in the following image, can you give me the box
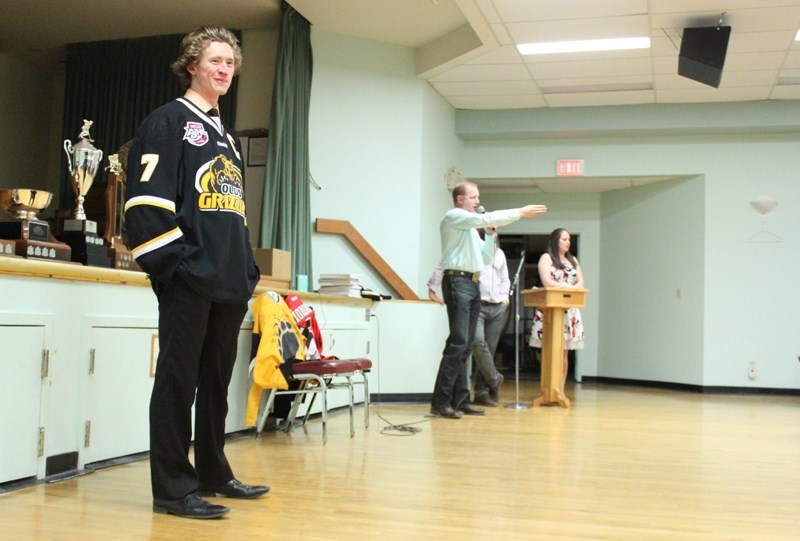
[291,359,361,376]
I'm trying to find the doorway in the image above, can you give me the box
[496,232,579,383]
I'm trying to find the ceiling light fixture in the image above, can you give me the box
[517,37,650,55]
[541,82,653,94]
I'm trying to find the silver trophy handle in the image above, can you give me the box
[63,139,74,174]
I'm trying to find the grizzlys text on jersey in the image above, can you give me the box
[196,154,246,215]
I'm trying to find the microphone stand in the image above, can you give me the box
[505,250,530,410]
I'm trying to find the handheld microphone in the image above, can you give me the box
[477,205,485,214]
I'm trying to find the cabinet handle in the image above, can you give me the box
[41,349,50,379]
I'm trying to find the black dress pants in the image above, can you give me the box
[149,277,249,500]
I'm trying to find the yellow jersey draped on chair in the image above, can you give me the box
[245,291,305,427]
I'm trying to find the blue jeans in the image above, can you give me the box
[472,301,509,397]
[431,274,481,410]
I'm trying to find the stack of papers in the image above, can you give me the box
[318,273,363,298]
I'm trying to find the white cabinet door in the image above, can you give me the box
[83,322,253,464]
[0,325,45,483]
[83,325,157,465]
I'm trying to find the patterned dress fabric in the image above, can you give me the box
[529,263,585,350]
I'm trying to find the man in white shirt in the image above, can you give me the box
[428,232,510,407]
[429,182,546,419]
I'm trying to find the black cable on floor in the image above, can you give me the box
[371,311,429,436]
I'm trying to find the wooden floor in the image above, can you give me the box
[2,381,799,540]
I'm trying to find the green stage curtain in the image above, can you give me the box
[259,2,313,289]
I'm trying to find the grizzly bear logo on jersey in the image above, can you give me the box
[195,155,246,217]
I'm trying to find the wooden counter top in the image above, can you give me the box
[0,255,372,307]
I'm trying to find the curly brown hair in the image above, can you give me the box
[171,26,242,88]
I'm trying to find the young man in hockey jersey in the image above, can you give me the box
[124,26,267,520]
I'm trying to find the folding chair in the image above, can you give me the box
[324,358,372,428]
[255,357,371,444]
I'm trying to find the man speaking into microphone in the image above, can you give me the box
[430,181,547,419]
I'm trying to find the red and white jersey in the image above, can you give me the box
[284,293,323,360]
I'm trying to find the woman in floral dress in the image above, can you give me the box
[529,228,585,394]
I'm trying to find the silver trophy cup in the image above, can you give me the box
[64,120,103,223]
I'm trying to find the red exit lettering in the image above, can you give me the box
[556,159,584,177]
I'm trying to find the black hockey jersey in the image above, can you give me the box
[124,97,259,303]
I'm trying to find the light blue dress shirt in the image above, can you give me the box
[438,208,521,273]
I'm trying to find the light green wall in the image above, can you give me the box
[600,176,705,385]
[308,31,462,297]
[305,31,800,390]
[418,76,464,289]
[700,136,800,386]
[458,124,799,389]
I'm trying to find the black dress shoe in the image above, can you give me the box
[429,406,462,419]
[473,394,498,407]
[197,479,270,499]
[153,493,229,519]
[458,404,486,415]
[489,373,504,402]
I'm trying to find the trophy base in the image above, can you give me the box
[0,218,51,242]
[0,218,70,261]
[63,218,98,235]
[59,231,111,268]
[109,245,141,271]
[15,239,73,262]
[0,238,18,257]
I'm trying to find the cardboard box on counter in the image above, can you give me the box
[253,248,292,281]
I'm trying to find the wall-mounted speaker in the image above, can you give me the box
[678,26,731,88]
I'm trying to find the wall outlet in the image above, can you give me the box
[747,361,757,380]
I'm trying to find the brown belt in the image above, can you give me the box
[444,269,480,282]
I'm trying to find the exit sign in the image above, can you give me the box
[557,159,584,177]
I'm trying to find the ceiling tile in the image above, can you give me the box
[506,14,650,43]
[545,89,655,107]
[527,57,652,79]
[494,0,649,23]
[656,86,772,102]
[429,63,532,82]
[727,30,796,52]
[770,85,800,99]
[490,23,514,45]
[724,52,787,70]
[465,45,524,65]
[433,80,541,96]
[448,94,547,109]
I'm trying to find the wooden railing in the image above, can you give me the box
[315,218,419,301]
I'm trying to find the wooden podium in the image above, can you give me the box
[522,287,587,408]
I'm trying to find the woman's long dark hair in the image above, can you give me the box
[546,228,577,270]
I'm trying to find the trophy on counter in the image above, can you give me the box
[103,143,140,271]
[60,120,111,267]
[0,188,72,261]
